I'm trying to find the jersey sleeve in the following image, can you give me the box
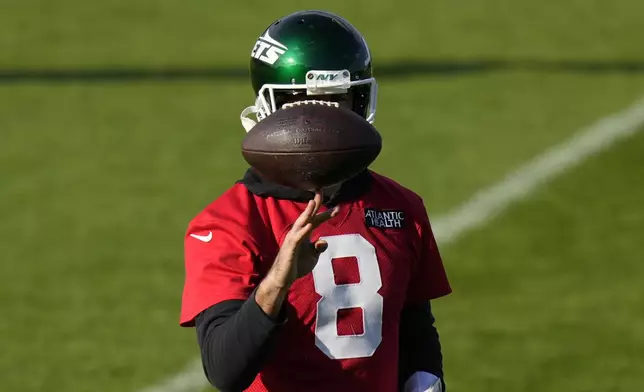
[406,200,452,304]
[180,217,261,327]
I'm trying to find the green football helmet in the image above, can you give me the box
[241,10,378,132]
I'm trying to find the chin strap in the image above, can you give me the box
[240,106,259,132]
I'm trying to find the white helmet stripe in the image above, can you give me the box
[260,31,288,50]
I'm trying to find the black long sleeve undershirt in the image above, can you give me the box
[398,302,445,391]
[195,292,443,392]
[195,290,287,392]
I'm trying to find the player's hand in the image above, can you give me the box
[256,192,338,319]
[271,192,339,288]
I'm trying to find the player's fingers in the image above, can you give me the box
[292,200,316,230]
[313,239,328,255]
[310,206,339,228]
[311,191,324,217]
[310,210,334,228]
[289,222,314,244]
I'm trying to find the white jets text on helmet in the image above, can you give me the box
[251,31,288,65]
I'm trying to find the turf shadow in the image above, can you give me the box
[2,59,644,84]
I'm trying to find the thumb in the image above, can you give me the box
[313,239,328,255]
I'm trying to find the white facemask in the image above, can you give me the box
[240,69,378,132]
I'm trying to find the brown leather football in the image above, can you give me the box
[241,104,382,190]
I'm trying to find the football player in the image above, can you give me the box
[180,10,451,392]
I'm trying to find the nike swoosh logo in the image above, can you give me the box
[190,231,212,242]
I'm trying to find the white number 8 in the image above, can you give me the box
[312,234,383,359]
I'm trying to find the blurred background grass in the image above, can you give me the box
[1,1,643,391]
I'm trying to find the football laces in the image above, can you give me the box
[282,100,340,109]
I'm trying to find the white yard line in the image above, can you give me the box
[139,360,206,392]
[433,97,644,243]
[139,97,644,392]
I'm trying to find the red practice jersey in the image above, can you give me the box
[180,171,451,392]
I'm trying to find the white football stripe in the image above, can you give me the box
[138,97,644,392]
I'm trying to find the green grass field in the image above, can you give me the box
[1,1,643,391]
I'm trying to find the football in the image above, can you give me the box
[241,104,382,190]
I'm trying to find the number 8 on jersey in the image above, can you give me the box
[312,234,384,360]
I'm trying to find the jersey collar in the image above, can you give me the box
[237,168,373,206]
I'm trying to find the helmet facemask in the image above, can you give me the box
[240,69,378,132]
